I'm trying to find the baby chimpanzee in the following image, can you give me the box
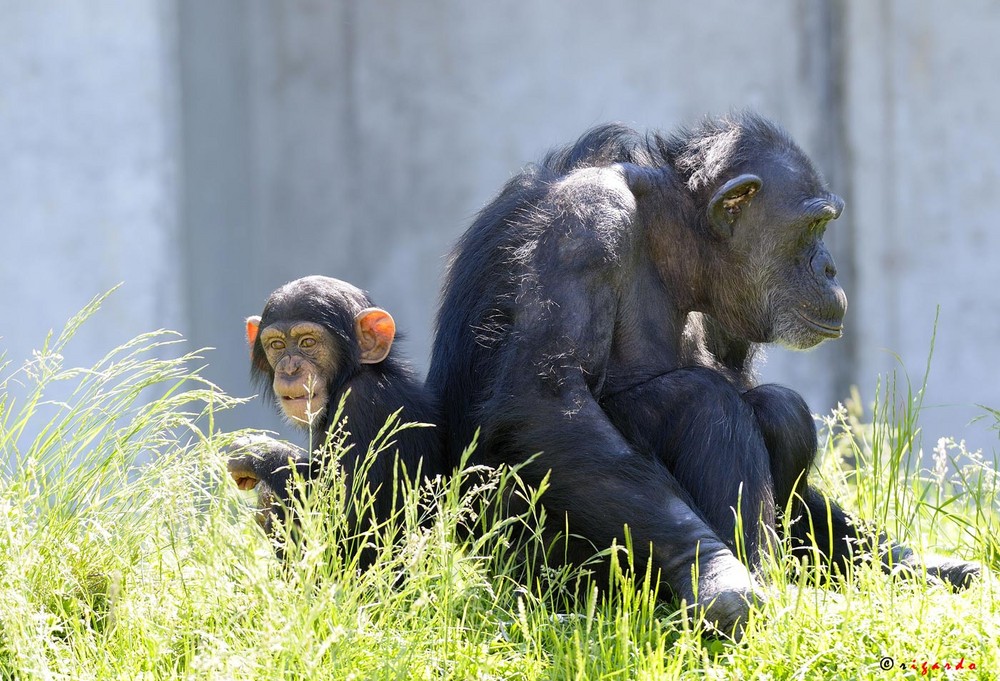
[228,275,445,565]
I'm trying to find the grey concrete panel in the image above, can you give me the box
[0,1,183,430]
[844,0,1000,452]
[6,0,997,457]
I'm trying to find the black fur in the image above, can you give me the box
[427,113,978,635]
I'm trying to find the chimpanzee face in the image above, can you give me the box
[246,276,398,431]
[256,320,339,426]
[765,191,848,349]
[705,154,848,349]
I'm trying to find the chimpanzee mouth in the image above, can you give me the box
[796,312,843,338]
[279,393,322,424]
[281,393,315,403]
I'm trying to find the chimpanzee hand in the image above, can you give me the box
[227,437,265,491]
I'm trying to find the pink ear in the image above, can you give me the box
[355,308,396,364]
[246,316,261,355]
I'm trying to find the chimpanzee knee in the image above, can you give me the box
[742,384,816,516]
[602,367,775,563]
[604,368,765,467]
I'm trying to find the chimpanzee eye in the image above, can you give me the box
[269,339,285,351]
[300,337,316,349]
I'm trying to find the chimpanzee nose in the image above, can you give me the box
[277,356,302,377]
[811,251,838,280]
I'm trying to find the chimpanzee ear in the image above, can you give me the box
[708,174,762,238]
[355,307,396,364]
[246,316,262,353]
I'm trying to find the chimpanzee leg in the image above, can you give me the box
[741,385,889,573]
[741,387,981,589]
[738,388,858,569]
[742,384,816,524]
[790,485,979,590]
[601,367,775,570]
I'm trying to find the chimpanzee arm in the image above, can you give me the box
[481,170,761,633]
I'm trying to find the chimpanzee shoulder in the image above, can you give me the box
[429,152,652,457]
[529,166,645,272]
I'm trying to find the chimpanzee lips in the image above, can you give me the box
[796,312,843,338]
[281,393,314,402]
[278,391,323,425]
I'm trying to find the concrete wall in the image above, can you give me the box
[844,1,1000,450]
[177,0,853,439]
[0,2,183,403]
[3,1,999,454]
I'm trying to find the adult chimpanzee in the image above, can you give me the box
[427,113,979,635]
[228,275,445,565]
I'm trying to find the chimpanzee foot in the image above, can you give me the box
[879,542,982,591]
[682,553,765,640]
[905,554,982,590]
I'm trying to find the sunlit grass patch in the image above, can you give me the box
[0,293,997,679]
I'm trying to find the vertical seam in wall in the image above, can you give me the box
[175,0,195,346]
[825,0,860,399]
[343,0,360,255]
[880,0,899,358]
[821,0,858,403]
[159,0,184,341]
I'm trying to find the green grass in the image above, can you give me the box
[0,294,997,680]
